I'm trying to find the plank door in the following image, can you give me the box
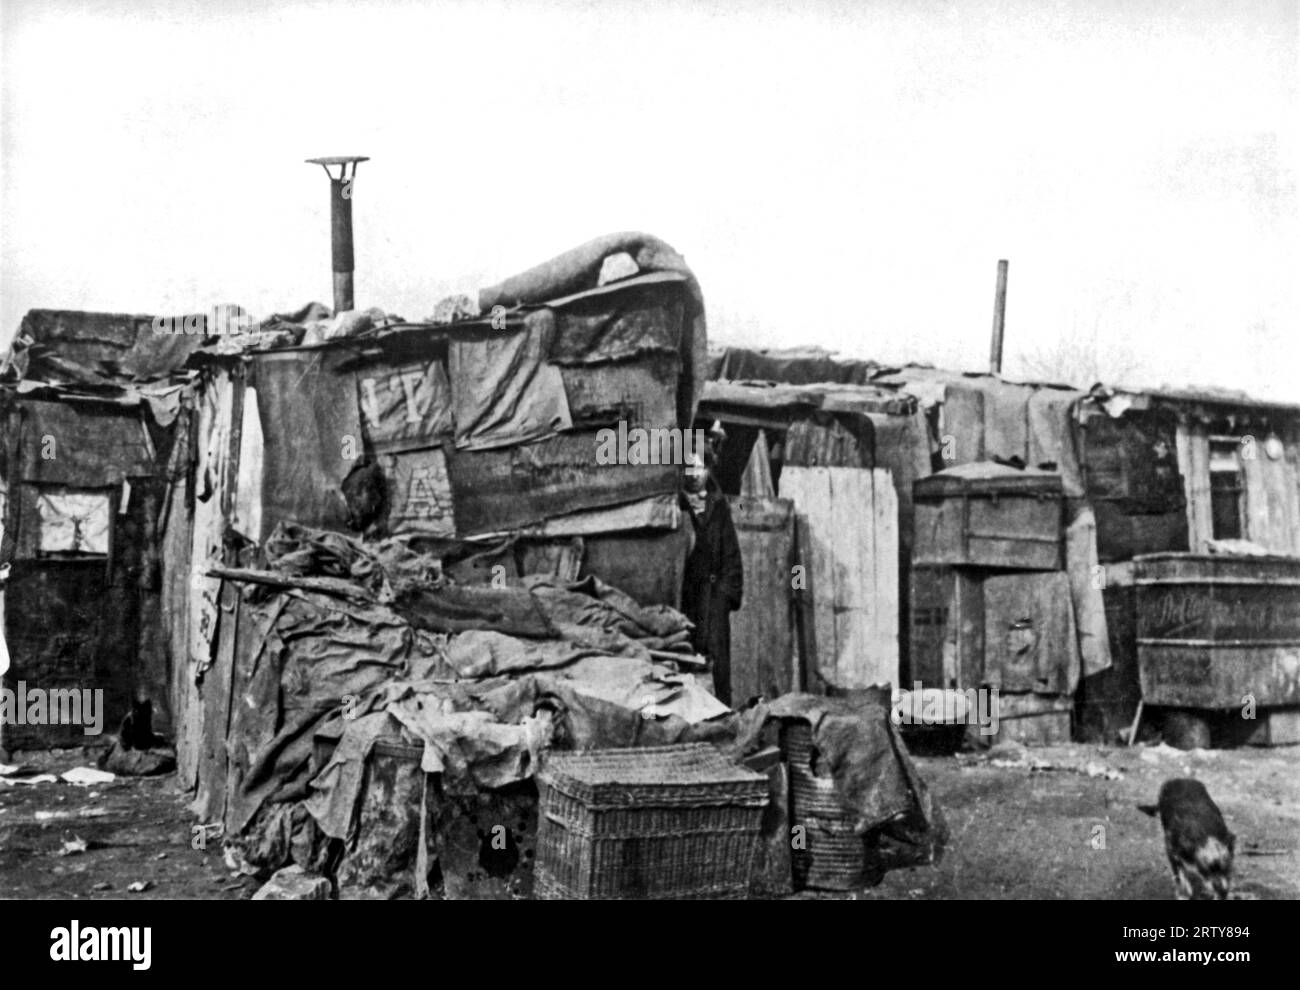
[727,496,796,705]
[780,466,899,691]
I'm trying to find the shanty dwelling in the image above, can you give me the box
[135,234,942,899]
[706,346,1300,750]
[175,234,709,825]
[0,241,944,900]
[0,309,215,752]
[702,357,1107,745]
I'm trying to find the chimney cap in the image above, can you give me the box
[305,156,370,166]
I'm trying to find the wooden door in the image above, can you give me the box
[781,466,899,691]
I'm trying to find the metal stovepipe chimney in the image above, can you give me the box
[306,156,369,314]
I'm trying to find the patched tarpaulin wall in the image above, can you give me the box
[478,232,707,430]
[252,350,362,537]
[243,235,703,559]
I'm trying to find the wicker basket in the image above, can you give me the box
[535,744,769,900]
[782,722,866,890]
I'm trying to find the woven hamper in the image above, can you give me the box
[535,744,769,900]
[782,721,867,890]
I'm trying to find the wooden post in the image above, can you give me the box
[990,259,1009,375]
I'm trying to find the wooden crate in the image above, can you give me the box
[908,567,1079,696]
[913,464,1064,571]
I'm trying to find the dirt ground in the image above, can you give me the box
[2,740,1297,900]
[0,749,251,900]
[852,740,1300,901]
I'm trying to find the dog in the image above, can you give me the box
[1139,778,1235,900]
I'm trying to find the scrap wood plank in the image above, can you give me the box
[792,510,817,692]
[832,466,870,688]
[783,467,835,690]
[728,496,795,703]
[1243,444,1300,555]
[872,467,900,688]
[1175,421,1212,551]
[208,566,372,602]
[194,581,239,826]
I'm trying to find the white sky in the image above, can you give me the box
[2,0,1297,399]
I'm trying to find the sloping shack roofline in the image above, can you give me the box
[190,270,691,367]
[1113,386,1300,418]
[706,346,1300,421]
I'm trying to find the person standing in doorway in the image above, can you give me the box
[680,425,743,706]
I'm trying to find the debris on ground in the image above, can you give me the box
[99,744,177,778]
[1139,742,1217,763]
[1083,761,1124,781]
[252,865,332,901]
[0,773,59,787]
[57,836,89,856]
[977,742,1124,780]
[61,767,116,787]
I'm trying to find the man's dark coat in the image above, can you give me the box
[681,480,744,705]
